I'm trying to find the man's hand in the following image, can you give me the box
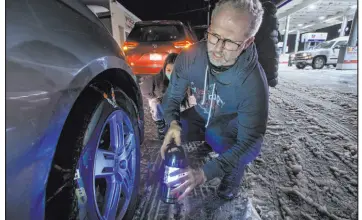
[166,168,207,201]
[160,120,182,159]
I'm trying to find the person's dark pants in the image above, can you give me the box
[180,107,262,181]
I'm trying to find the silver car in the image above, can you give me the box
[6,0,144,219]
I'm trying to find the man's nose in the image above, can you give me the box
[214,39,224,52]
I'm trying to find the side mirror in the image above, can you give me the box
[334,45,341,49]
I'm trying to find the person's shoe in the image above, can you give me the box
[195,142,213,157]
[155,119,166,141]
[217,165,245,200]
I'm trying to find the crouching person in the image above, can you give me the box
[160,0,269,201]
[140,53,195,140]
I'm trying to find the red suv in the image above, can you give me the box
[123,20,197,75]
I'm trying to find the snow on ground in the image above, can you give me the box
[134,66,358,220]
[246,66,358,220]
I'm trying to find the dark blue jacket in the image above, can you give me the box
[164,41,269,180]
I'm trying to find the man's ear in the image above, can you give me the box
[245,36,255,48]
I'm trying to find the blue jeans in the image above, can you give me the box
[179,107,262,176]
[148,98,164,122]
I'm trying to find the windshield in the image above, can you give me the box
[315,41,335,49]
[127,25,185,42]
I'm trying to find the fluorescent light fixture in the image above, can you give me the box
[351,5,357,9]
[324,16,341,23]
[87,5,110,14]
[308,4,316,10]
[289,30,296,33]
[302,24,313,29]
[298,24,303,27]
[318,16,325,20]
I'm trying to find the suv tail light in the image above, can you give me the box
[123,42,139,51]
[173,41,192,49]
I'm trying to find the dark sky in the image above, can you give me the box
[118,0,220,26]
[118,0,284,26]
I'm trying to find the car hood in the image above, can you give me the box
[297,48,329,54]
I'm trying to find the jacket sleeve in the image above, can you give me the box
[202,73,269,180]
[163,51,190,124]
[255,1,280,87]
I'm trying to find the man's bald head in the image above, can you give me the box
[211,0,264,38]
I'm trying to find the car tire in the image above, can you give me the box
[333,64,337,67]
[312,56,326,69]
[296,63,306,69]
[46,81,140,220]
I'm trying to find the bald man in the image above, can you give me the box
[161,0,268,201]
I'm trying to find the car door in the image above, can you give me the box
[329,40,348,64]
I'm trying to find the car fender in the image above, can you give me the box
[6,55,141,220]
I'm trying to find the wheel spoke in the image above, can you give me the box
[118,121,125,153]
[103,177,121,219]
[119,168,132,193]
[120,131,134,159]
[109,114,120,153]
[95,149,116,178]
[117,177,132,218]
[124,132,134,148]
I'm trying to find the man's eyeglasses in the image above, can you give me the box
[206,31,244,51]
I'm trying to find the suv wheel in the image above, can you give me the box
[296,63,306,69]
[312,56,326,69]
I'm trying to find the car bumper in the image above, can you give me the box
[130,66,163,75]
[295,59,313,65]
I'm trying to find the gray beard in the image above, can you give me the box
[207,53,234,74]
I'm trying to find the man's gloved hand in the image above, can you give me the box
[160,120,182,159]
[166,167,207,201]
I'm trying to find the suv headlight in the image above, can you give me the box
[302,52,313,59]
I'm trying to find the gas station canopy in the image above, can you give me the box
[277,0,357,34]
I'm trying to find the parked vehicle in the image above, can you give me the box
[294,36,349,69]
[6,0,144,219]
[123,20,198,75]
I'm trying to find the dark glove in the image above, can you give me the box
[268,77,278,87]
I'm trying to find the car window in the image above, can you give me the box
[334,41,348,47]
[315,41,335,49]
[127,25,186,42]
